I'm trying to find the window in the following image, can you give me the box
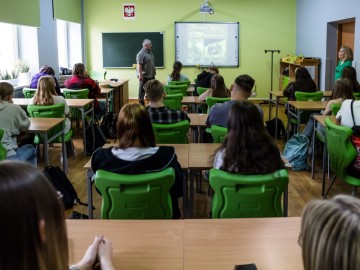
[0,23,18,76]
[56,19,82,69]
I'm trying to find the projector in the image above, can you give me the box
[200,0,214,14]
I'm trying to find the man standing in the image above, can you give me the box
[136,39,156,105]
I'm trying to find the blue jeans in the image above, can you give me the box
[7,144,37,166]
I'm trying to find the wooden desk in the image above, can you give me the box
[184,217,302,270]
[67,217,302,270]
[98,87,114,112]
[287,101,329,133]
[83,144,190,218]
[67,219,184,270]
[14,98,95,155]
[188,113,208,143]
[182,96,205,112]
[99,80,129,112]
[28,118,67,172]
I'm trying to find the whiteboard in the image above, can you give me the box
[175,22,239,67]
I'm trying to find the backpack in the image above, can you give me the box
[43,166,87,209]
[100,112,118,139]
[283,134,309,171]
[85,121,107,155]
[265,117,286,138]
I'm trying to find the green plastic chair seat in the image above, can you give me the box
[196,86,208,96]
[163,85,188,96]
[22,87,37,98]
[206,97,230,113]
[324,118,360,196]
[168,80,191,88]
[163,93,183,110]
[209,168,289,218]
[353,92,360,100]
[94,167,175,219]
[0,129,7,160]
[152,120,189,144]
[330,103,341,116]
[210,125,227,143]
[62,88,90,120]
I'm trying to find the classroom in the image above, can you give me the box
[1,0,360,269]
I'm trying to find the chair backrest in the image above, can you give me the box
[209,168,289,218]
[163,85,188,96]
[325,118,357,180]
[206,96,230,113]
[152,120,189,144]
[62,88,89,99]
[94,167,175,219]
[22,87,37,98]
[163,93,183,110]
[294,91,323,101]
[353,92,360,100]
[197,86,208,96]
[330,103,341,116]
[168,80,191,87]
[211,125,227,143]
[0,128,7,160]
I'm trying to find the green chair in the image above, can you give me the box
[94,167,175,219]
[353,92,360,100]
[163,93,183,110]
[330,103,341,116]
[196,86,208,96]
[0,128,7,160]
[62,88,89,127]
[206,96,230,113]
[209,168,289,218]
[22,87,37,98]
[163,85,188,96]
[152,120,189,144]
[168,80,191,88]
[211,125,227,143]
[323,118,360,197]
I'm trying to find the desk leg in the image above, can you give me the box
[275,97,279,140]
[311,118,316,179]
[297,110,301,133]
[61,124,68,174]
[183,169,189,219]
[44,133,49,167]
[283,187,288,217]
[321,138,328,197]
[81,107,86,156]
[189,169,197,218]
[269,92,272,121]
[86,169,94,219]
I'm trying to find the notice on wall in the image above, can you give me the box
[123,3,135,19]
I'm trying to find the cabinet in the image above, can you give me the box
[279,58,320,91]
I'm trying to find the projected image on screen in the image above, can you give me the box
[175,22,239,67]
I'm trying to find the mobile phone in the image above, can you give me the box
[234,263,257,270]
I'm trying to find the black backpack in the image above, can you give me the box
[265,117,286,138]
[43,166,87,209]
[100,112,118,139]
[85,121,107,155]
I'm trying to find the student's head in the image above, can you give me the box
[33,76,56,105]
[39,65,55,76]
[0,82,14,101]
[301,195,360,270]
[170,61,183,81]
[342,66,357,81]
[232,74,255,97]
[210,74,228,98]
[0,160,68,270]
[117,103,155,148]
[295,67,312,81]
[339,46,353,61]
[173,61,183,72]
[208,66,219,74]
[332,78,354,100]
[144,79,164,103]
[72,63,87,77]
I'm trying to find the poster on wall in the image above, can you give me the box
[123,3,135,19]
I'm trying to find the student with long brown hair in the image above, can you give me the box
[166,61,189,83]
[0,160,114,270]
[342,66,360,93]
[91,103,183,218]
[212,100,284,174]
[198,74,230,102]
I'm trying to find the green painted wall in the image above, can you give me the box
[84,0,296,99]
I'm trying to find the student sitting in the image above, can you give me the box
[283,67,317,101]
[144,79,190,124]
[31,76,71,134]
[342,66,360,93]
[166,61,189,84]
[300,195,360,270]
[0,160,115,270]
[0,82,37,166]
[30,65,62,96]
[211,100,284,173]
[194,66,219,96]
[91,103,183,219]
[206,74,263,128]
[198,74,230,102]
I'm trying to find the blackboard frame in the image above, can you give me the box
[102,32,164,68]
[175,22,239,67]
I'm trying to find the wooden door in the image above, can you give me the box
[337,22,355,60]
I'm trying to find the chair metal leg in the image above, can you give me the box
[352,187,357,196]
[324,175,337,198]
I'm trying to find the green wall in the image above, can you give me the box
[84,0,296,99]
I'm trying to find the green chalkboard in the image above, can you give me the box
[102,32,164,68]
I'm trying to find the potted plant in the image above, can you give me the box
[13,59,31,84]
[0,70,17,84]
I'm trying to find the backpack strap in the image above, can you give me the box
[351,100,356,126]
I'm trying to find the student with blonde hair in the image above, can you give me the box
[31,76,71,134]
[300,195,360,270]
[0,160,115,270]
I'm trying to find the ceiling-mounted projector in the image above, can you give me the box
[200,0,214,14]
